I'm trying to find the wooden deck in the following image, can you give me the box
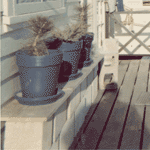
[70,57,150,149]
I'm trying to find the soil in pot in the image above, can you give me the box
[58,40,83,82]
[15,49,64,105]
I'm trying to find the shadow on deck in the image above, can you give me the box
[70,56,150,149]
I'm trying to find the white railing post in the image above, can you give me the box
[97,0,104,49]
[102,0,106,46]
[92,0,98,50]
[80,0,84,5]
[3,0,13,16]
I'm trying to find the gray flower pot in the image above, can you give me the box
[58,40,83,82]
[15,49,64,105]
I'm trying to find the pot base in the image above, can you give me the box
[83,59,93,67]
[14,89,64,106]
[69,71,83,80]
[63,70,82,81]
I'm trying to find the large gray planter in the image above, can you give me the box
[15,49,64,105]
[58,40,83,82]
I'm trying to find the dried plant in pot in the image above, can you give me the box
[73,3,94,68]
[52,22,87,82]
[15,16,64,105]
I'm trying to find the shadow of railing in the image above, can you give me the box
[68,88,150,149]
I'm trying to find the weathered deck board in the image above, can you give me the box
[120,57,150,149]
[148,61,150,92]
[71,59,150,150]
[69,83,111,149]
[143,105,150,149]
[135,92,150,105]
[69,61,119,149]
[97,60,139,149]
[143,58,150,149]
[75,60,130,149]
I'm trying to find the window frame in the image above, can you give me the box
[2,0,66,25]
[15,0,62,16]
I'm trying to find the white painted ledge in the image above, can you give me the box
[3,7,66,25]
[1,53,103,149]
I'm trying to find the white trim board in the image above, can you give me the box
[3,7,66,25]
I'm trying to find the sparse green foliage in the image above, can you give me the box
[51,3,92,42]
[73,3,92,34]
[24,15,54,56]
[52,22,89,42]
[28,15,54,38]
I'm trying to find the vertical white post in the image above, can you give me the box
[105,11,109,38]
[80,0,84,6]
[13,0,16,16]
[100,0,103,47]
[97,1,101,49]
[3,0,13,16]
[92,0,98,50]
[62,0,64,7]
[110,14,115,38]
[102,1,106,46]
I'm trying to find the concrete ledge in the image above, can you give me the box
[1,54,103,150]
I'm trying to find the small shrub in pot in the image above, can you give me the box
[52,22,88,82]
[15,15,64,105]
[73,3,94,68]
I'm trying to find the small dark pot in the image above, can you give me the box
[15,49,63,105]
[78,32,94,68]
[58,40,83,82]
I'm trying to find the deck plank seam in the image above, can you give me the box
[140,106,146,149]
[146,58,150,92]
[146,71,149,92]
[118,60,131,87]
[120,59,149,149]
[133,59,141,86]
[82,90,107,134]
[147,63,150,92]
[69,89,108,149]
[70,62,114,149]
[117,60,140,148]
[117,89,135,148]
[124,60,130,73]
[95,89,120,150]
[95,61,131,150]
[117,60,141,148]
[73,60,130,149]
[70,90,107,149]
[97,60,140,149]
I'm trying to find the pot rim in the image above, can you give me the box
[16,49,63,67]
[16,49,62,58]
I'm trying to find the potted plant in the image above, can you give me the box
[15,15,64,105]
[52,22,88,82]
[73,3,94,68]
